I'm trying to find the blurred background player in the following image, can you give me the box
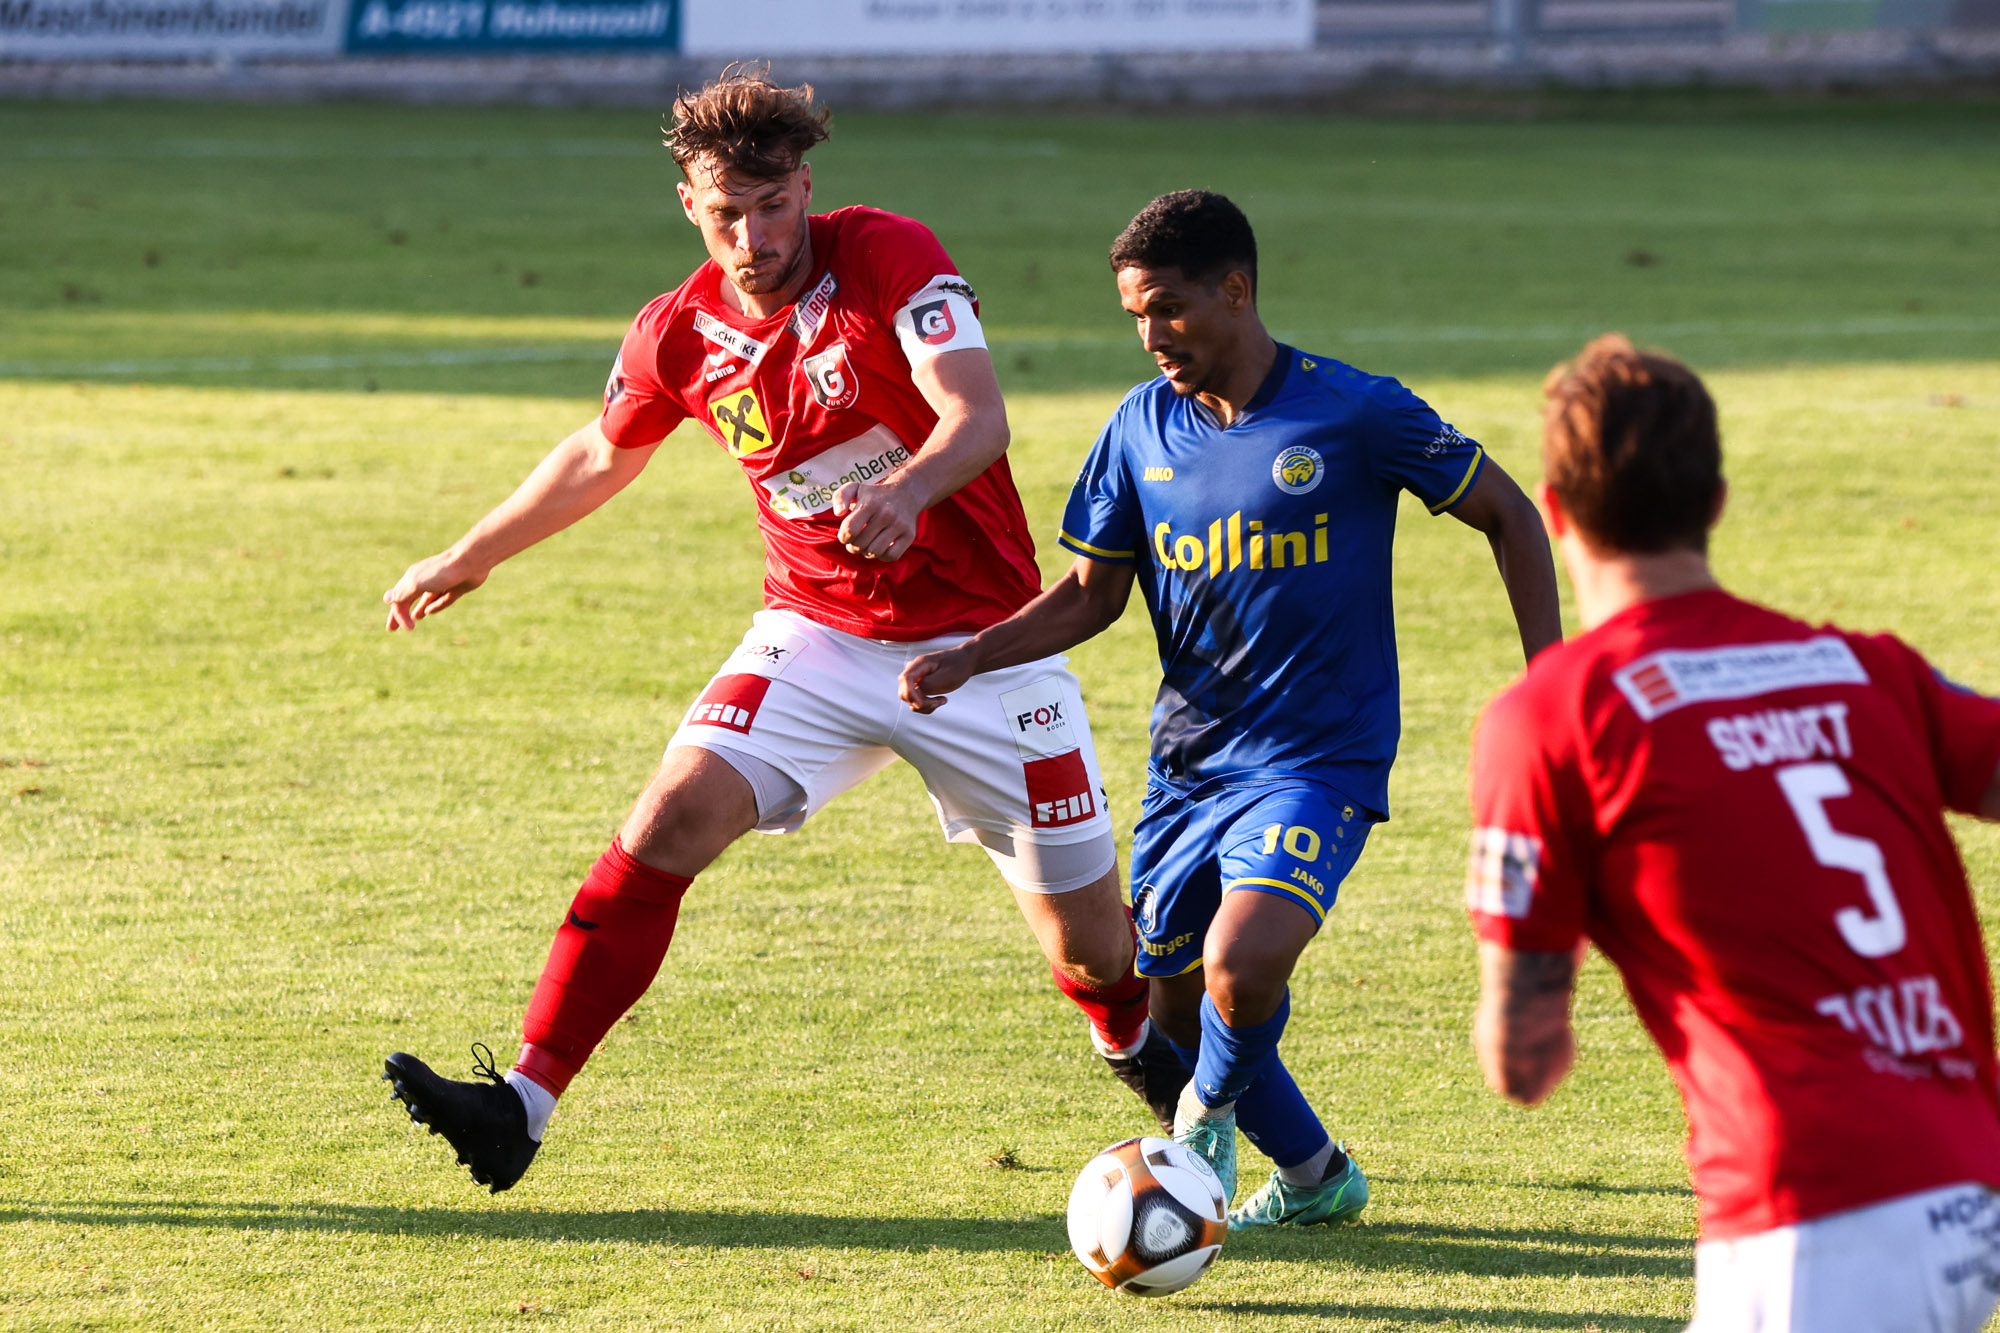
[376,67,1186,1193]
[901,190,1561,1226]
[1466,335,2000,1331]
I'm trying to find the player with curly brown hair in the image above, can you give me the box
[378,67,1184,1194]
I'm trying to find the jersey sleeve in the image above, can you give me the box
[1057,413,1143,565]
[599,304,688,449]
[1366,378,1487,515]
[848,210,988,370]
[1465,681,1595,953]
[1867,634,2000,817]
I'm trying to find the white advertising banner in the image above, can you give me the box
[0,0,346,56]
[682,0,1315,55]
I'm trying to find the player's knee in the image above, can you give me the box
[622,780,751,874]
[1204,955,1287,1028]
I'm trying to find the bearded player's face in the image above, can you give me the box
[678,159,814,297]
[1116,265,1241,399]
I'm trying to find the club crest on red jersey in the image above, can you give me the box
[802,343,858,410]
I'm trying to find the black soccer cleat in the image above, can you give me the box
[1103,1022,1193,1136]
[383,1043,540,1194]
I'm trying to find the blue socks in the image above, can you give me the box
[1167,989,1331,1171]
[1195,988,1285,1106]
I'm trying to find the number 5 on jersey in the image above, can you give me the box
[1777,761,1908,958]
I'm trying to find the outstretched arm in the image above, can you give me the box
[832,347,1008,562]
[1448,460,1564,663]
[1474,940,1580,1106]
[383,417,659,630]
[898,556,1135,712]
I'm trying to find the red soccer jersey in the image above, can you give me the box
[1467,588,2000,1239]
[597,206,1042,640]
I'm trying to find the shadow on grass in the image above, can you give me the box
[1369,1172,1695,1199]
[1192,1300,1685,1332]
[0,1200,1691,1279]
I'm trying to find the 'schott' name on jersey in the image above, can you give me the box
[1152,510,1330,576]
[1707,702,1854,772]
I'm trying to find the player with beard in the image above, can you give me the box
[900,190,1562,1226]
[1467,336,2000,1331]
[376,68,1186,1194]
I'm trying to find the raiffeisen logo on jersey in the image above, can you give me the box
[1152,511,1331,576]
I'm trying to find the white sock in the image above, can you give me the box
[1093,1016,1149,1060]
[505,1070,558,1142]
[1177,1080,1234,1125]
[1277,1139,1338,1188]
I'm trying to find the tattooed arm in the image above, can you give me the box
[1473,941,1581,1106]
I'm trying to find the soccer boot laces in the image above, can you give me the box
[1228,1144,1369,1230]
[1101,1022,1192,1136]
[1171,1092,1238,1203]
[383,1043,540,1194]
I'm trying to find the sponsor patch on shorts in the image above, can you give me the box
[719,629,809,679]
[685,674,771,734]
[999,678,1075,759]
[1025,749,1095,828]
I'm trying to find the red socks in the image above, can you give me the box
[1050,909,1149,1052]
[515,840,690,1096]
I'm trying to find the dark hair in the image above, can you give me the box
[1542,334,1722,555]
[1108,190,1258,297]
[665,64,831,182]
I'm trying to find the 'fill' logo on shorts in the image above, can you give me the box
[685,674,772,734]
[1025,750,1094,829]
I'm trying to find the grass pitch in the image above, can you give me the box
[2,96,1999,1332]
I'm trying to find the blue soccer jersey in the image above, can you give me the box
[1059,345,1485,817]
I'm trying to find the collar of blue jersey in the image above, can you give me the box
[1193,341,1293,429]
[1244,341,1293,414]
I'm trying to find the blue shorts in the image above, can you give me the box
[1129,778,1374,978]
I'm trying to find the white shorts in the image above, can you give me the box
[1689,1183,2000,1333]
[666,609,1116,893]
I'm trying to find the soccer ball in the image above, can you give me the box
[1066,1135,1228,1296]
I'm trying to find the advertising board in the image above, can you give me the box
[0,0,345,56]
[680,0,1315,56]
[343,0,673,51]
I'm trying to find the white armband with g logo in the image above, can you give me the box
[893,275,986,367]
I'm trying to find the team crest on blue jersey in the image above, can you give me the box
[1272,445,1324,495]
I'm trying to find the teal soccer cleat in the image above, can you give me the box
[1171,1097,1238,1203]
[1228,1148,1369,1229]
